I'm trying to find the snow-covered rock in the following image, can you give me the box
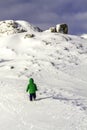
[0,20,42,36]
[45,23,68,34]
[56,23,68,34]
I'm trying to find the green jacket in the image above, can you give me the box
[26,78,37,94]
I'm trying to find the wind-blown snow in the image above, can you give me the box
[0,20,87,130]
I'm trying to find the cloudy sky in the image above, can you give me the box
[0,0,87,34]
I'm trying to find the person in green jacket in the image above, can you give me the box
[26,78,37,101]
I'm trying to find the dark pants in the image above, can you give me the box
[29,93,36,101]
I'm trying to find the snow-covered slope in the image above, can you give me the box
[0,20,87,130]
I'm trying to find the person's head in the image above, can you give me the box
[29,78,34,83]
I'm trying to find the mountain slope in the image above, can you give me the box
[0,20,87,130]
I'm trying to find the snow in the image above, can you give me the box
[81,34,87,39]
[0,20,87,130]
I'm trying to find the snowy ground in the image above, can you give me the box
[0,20,87,130]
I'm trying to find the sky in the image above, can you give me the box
[0,0,87,35]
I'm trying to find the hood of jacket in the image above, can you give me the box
[29,78,34,84]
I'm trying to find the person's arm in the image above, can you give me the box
[26,84,29,92]
[35,84,38,91]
